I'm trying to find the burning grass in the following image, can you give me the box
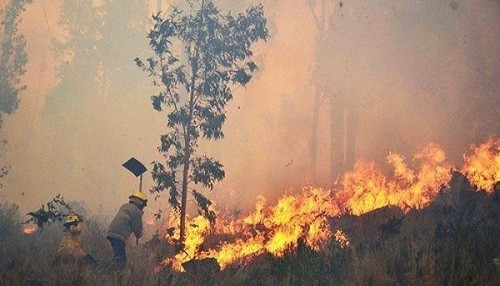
[0,138,498,285]
[161,138,499,272]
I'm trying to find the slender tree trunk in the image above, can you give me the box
[344,97,357,171]
[179,72,196,243]
[309,0,331,183]
[179,134,190,242]
[311,89,320,180]
[179,0,205,243]
[330,95,344,180]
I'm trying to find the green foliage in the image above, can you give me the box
[136,0,268,230]
[0,145,11,186]
[25,194,75,228]
[47,0,103,111]
[193,190,216,224]
[0,0,33,126]
[0,0,32,190]
[46,0,149,119]
[191,156,224,190]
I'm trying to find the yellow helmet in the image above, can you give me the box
[64,214,82,226]
[129,191,148,203]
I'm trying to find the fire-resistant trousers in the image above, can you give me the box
[107,236,126,268]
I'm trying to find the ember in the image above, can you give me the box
[22,224,37,235]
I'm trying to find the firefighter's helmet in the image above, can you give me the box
[129,191,148,203]
[64,214,82,226]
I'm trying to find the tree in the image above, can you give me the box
[47,0,103,112]
[25,194,74,228]
[307,0,330,181]
[39,1,158,204]
[0,0,33,185]
[0,0,32,127]
[100,0,149,96]
[136,0,268,243]
[307,0,358,183]
[39,1,104,190]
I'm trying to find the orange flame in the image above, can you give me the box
[163,188,341,270]
[22,224,38,235]
[337,143,451,215]
[461,138,499,193]
[161,140,498,271]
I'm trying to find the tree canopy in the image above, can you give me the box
[136,0,268,242]
[0,0,33,128]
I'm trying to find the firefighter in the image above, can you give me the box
[54,214,97,267]
[106,191,147,269]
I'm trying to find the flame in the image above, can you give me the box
[461,138,499,193]
[160,140,498,271]
[333,229,350,249]
[338,143,451,215]
[164,188,341,270]
[198,187,340,269]
[22,224,38,235]
[162,211,212,271]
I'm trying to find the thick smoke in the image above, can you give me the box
[1,0,498,218]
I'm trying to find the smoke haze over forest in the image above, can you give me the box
[0,0,498,221]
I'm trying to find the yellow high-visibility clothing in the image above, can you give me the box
[56,225,87,264]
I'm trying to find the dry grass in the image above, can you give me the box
[1,174,499,285]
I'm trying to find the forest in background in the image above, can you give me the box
[0,0,498,284]
[0,0,497,217]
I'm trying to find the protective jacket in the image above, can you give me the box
[106,201,143,242]
[56,226,87,264]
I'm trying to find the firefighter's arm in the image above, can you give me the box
[130,209,143,239]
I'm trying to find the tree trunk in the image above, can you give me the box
[179,0,205,244]
[330,95,344,180]
[311,88,321,181]
[308,0,327,183]
[179,140,190,242]
[344,98,357,171]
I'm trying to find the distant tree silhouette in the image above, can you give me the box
[46,0,103,121]
[44,1,150,191]
[0,0,32,127]
[308,0,358,183]
[0,0,33,186]
[100,0,149,96]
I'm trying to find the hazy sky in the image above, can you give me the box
[1,0,498,219]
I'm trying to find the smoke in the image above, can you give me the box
[1,0,498,219]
